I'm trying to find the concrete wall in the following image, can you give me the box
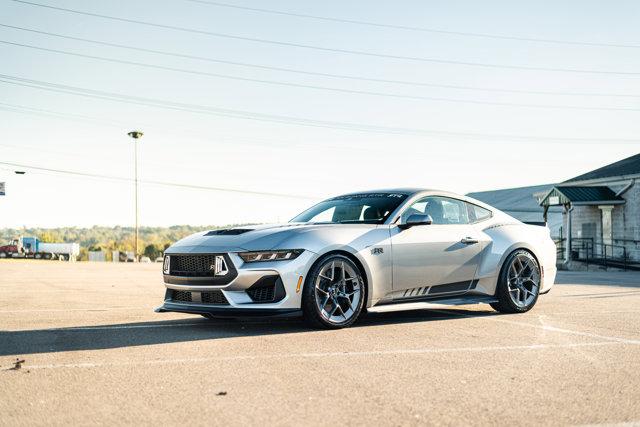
[618,180,640,260]
[621,180,640,242]
[88,251,106,262]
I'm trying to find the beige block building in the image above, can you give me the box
[539,153,640,268]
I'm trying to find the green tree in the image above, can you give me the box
[143,244,161,260]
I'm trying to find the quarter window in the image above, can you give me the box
[466,203,492,223]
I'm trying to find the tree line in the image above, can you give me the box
[0,224,252,261]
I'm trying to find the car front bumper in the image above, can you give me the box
[155,250,315,316]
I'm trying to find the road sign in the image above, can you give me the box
[0,182,5,196]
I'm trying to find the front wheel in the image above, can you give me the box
[302,254,365,329]
[491,249,540,314]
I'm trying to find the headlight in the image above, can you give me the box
[238,249,304,263]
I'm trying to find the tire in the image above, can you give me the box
[302,254,365,329]
[0,252,6,258]
[491,249,541,314]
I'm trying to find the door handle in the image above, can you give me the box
[460,237,478,244]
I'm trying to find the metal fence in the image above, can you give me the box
[554,237,639,271]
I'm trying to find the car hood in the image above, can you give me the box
[165,223,381,254]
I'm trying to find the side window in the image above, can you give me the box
[401,196,469,225]
[438,197,469,224]
[466,203,492,223]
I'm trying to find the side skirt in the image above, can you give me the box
[368,294,498,314]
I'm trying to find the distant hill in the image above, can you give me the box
[0,224,255,260]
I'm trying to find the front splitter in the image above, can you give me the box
[155,301,301,318]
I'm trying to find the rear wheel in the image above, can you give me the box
[302,254,365,329]
[491,250,540,314]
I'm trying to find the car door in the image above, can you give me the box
[390,196,484,296]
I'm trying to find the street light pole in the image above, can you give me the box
[0,170,26,197]
[127,131,143,261]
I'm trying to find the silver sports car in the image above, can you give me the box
[156,189,557,328]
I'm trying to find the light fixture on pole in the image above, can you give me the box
[127,130,143,261]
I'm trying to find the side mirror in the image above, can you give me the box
[398,214,433,230]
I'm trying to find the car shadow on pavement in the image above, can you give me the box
[0,308,496,357]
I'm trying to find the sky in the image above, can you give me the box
[0,0,639,228]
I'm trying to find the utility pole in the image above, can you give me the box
[127,131,143,261]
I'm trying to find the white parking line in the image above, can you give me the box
[432,309,640,345]
[5,319,296,331]
[24,321,220,331]
[14,341,631,370]
[0,307,154,313]
[540,310,640,315]
[496,318,640,345]
[580,422,640,427]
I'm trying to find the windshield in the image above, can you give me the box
[291,193,408,224]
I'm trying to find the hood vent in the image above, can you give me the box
[204,229,253,236]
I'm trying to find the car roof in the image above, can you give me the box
[339,188,436,196]
[335,188,499,213]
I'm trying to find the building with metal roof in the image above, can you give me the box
[470,152,640,269]
[565,153,640,183]
[538,153,640,268]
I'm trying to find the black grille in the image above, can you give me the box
[246,285,275,303]
[171,290,192,302]
[201,291,229,305]
[169,290,229,305]
[170,255,218,277]
[164,254,238,286]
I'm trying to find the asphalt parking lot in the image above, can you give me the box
[1,260,639,426]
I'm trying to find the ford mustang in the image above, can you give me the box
[156,189,557,328]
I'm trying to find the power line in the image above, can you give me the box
[7,0,640,76]
[0,102,374,156]
[0,160,319,199]
[0,102,127,127]
[0,103,390,166]
[1,75,639,144]
[182,0,640,49]
[2,23,638,99]
[2,40,638,112]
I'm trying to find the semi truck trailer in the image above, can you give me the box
[0,237,80,261]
